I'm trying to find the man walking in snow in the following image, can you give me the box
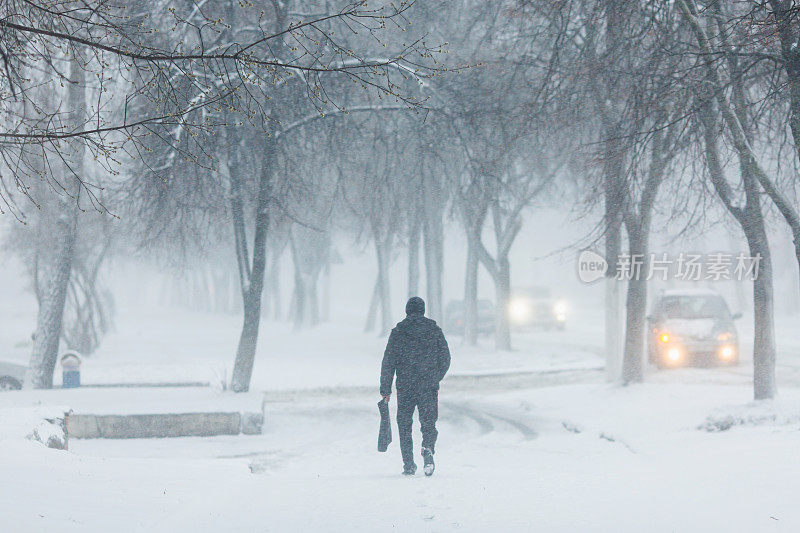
[380,296,451,476]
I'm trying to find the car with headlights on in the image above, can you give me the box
[507,287,567,331]
[647,288,741,369]
[445,299,495,336]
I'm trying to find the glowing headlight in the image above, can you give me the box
[553,300,568,315]
[720,345,734,359]
[660,333,670,343]
[508,299,531,324]
[667,348,681,362]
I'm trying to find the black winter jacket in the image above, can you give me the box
[380,315,451,396]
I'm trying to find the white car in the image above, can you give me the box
[647,288,741,368]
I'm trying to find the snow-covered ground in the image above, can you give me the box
[7,285,800,390]
[4,271,800,531]
[35,303,800,391]
[1,301,605,389]
[2,380,799,532]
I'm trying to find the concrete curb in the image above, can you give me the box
[67,411,263,439]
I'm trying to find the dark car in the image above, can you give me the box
[0,360,25,390]
[647,289,741,369]
[445,299,495,336]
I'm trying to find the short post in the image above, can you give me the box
[60,351,82,389]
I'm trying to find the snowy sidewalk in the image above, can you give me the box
[2,380,798,532]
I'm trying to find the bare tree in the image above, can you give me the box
[620,105,685,385]
[115,1,445,392]
[338,116,412,335]
[0,1,437,208]
[678,0,779,399]
[24,51,85,387]
[614,7,690,385]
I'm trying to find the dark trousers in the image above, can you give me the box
[396,388,438,466]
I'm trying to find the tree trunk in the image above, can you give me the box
[423,180,444,322]
[376,236,393,334]
[604,278,623,381]
[620,118,668,385]
[230,138,274,393]
[596,0,628,383]
[423,217,444,323]
[289,233,307,330]
[494,255,512,351]
[408,217,421,298]
[266,251,282,319]
[365,276,380,333]
[308,275,320,326]
[321,260,330,323]
[621,228,647,385]
[232,291,262,390]
[743,203,777,400]
[460,202,487,346]
[464,237,480,345]
[26,214,77,388]
[603,136,625,382]
[287,225,328,328]
[231,265,266,393]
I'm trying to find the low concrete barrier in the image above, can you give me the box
[67,412,259,439]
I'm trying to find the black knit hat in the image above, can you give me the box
[405,296,425,316]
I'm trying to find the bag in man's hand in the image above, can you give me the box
[377,399,392,452]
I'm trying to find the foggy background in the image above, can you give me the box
[4,201,800,366]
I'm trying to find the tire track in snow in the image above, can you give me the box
[442,402,495,436]
[442,402,537,440]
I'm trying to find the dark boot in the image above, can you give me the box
[421,447,435,477]
[402,462,417,476]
